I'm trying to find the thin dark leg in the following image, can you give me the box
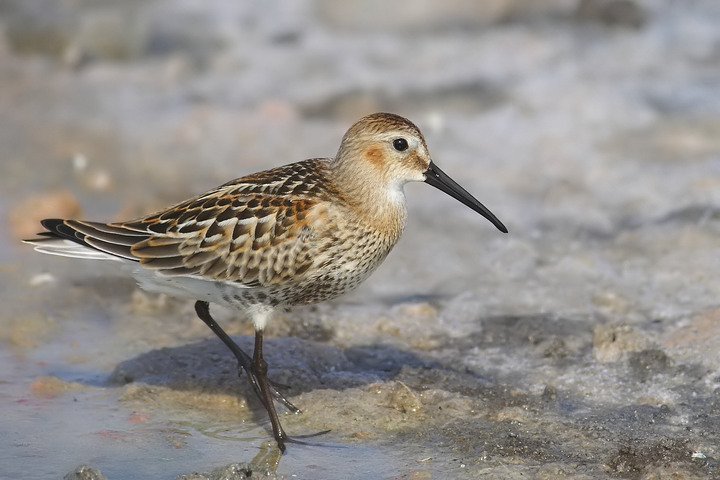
[193,301,300,412]
[194,301,328,452]
[195,301,253,370]
[252,329,289,452]
[251,329,332,451]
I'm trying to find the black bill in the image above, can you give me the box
[424,161,508,233]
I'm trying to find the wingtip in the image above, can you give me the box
[40,218,65,231]
[21,232,53,244]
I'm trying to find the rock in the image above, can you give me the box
[592,322,650,363]
[64,465,108,480]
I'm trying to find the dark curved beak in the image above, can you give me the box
[424,161,508,233]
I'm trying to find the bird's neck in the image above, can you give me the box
[329,161,408,239]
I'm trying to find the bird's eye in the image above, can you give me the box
[392,138,409,152]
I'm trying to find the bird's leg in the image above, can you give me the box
[195,300,253,371]
[194,301,328,452]
[193,301,300,413]
[250,329,331,451]
[252,329,290,452]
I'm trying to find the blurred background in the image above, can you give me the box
[2,0,679,234]
[2,1,720,479]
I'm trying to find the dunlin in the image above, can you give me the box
[25,112,507,451]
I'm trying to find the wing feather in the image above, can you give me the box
[25,159,338,288]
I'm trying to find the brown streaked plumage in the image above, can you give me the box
[24,112,507,452]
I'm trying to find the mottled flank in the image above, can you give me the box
[24,112,506,452]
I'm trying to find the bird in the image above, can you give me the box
[25,112,507,452]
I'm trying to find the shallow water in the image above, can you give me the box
[3,1,720,478]
[2,381,396,480]
[0,255,401,480]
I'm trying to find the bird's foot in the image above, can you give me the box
[275,429,332,452]
[238,364,301,414]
